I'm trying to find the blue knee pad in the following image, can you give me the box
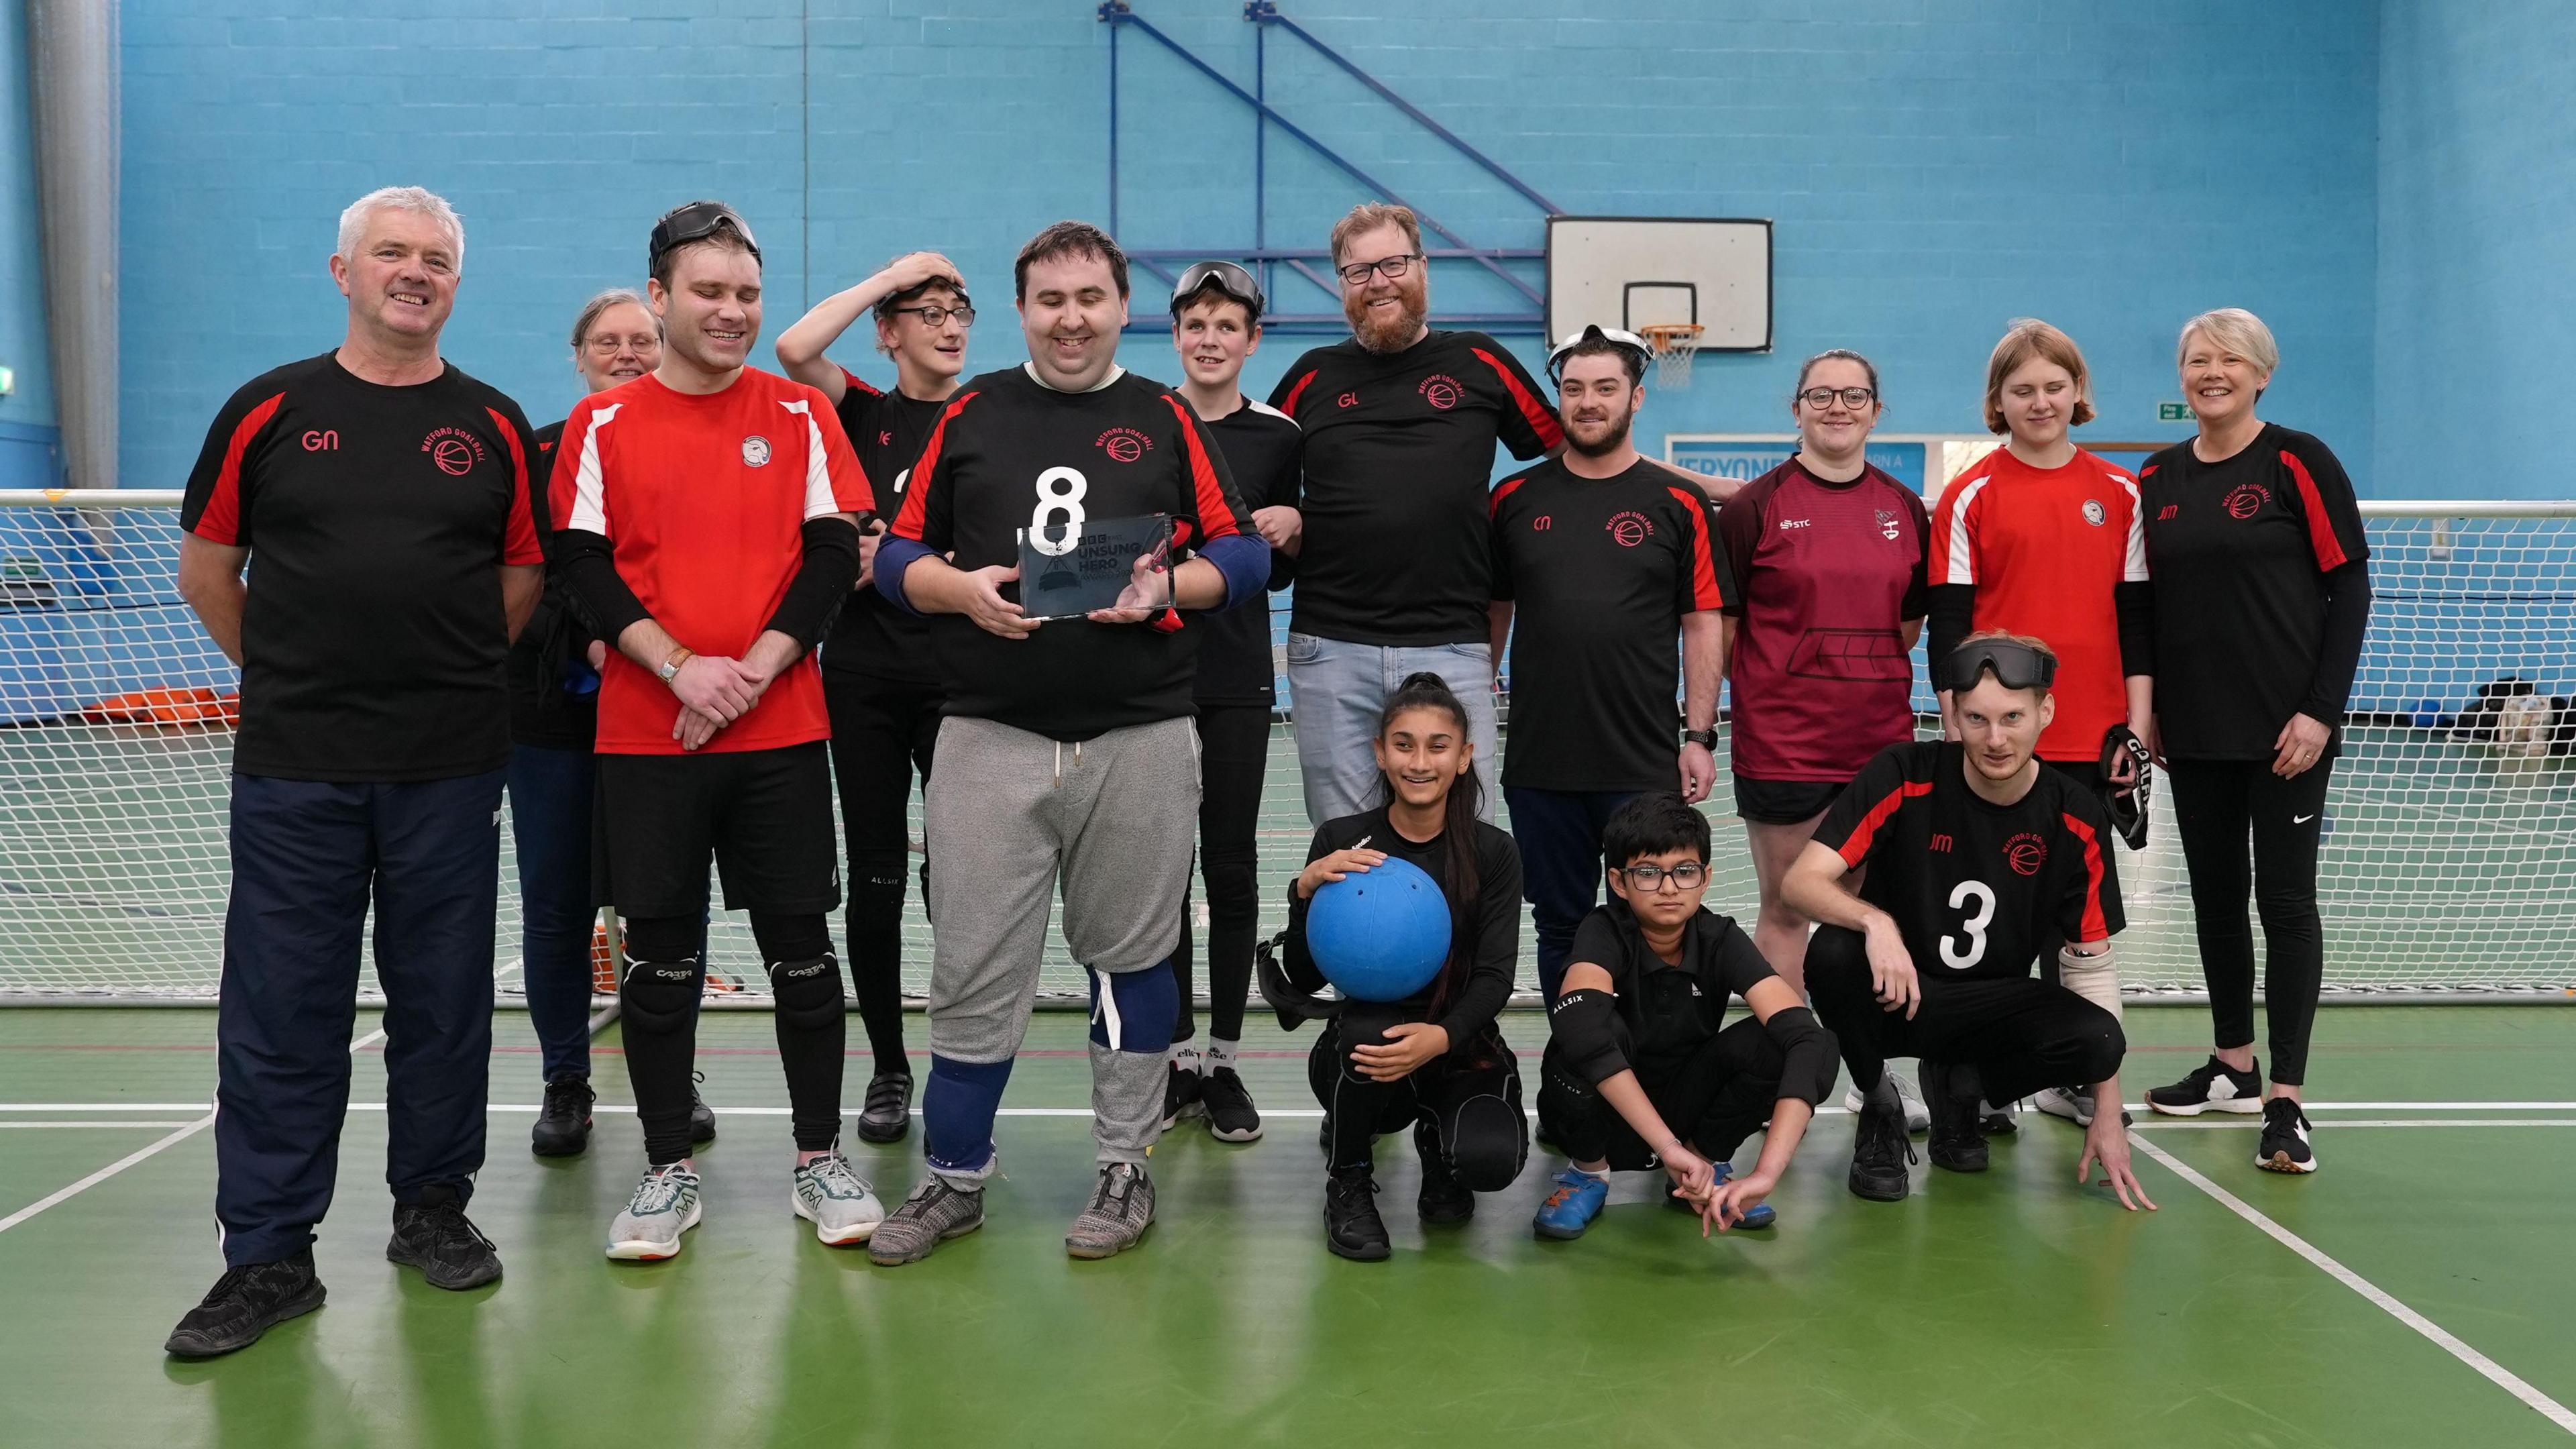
[923,1055,1012,1175]
[1088,960,1178,1054]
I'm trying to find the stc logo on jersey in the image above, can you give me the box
[421,426,486,476]
[1417,374,1462,411]
[1096,427,1152,464]
[1605,511,1653,547]
[2082,498,2106,527]
[2225,482,2270,519]
[2003,832,2049,877]
[741,435,773,468]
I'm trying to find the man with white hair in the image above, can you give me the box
[165,186,544,1358]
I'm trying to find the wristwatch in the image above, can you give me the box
[656,648,691,683]
[1681,728,1719,749]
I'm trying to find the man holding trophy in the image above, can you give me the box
[863,221,1267,1265]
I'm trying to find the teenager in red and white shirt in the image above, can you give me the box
[550,203,877,1261]
[1926,319,2151,1128]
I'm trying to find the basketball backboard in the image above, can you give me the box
[1546,216,1772,352]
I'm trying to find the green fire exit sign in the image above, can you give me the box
[2156,401,2191,422]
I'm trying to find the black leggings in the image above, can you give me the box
[622,912,843,1163]
[1172,703,1269,1045]
[823,669,941,1077]
[2166,757,2333,1085]
[1309,1004,1527,1190]
[1535,1016,1785,1170]
[1805,926,2124,1106]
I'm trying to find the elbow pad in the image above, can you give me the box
[2058,944,2123,1023]
[761,517,863,649]
[1547,987,1629,1085]
[552,529,651,645]
[1761,1006,1839,1107]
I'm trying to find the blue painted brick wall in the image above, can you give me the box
[115,0,2383,492]
[2374,0,2576,497]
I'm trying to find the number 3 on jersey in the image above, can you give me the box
[1029,466,1088,556]
[1941,879,1994,970]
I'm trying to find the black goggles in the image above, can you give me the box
[1936,638,2057,694]
[649,201,760,274]
[1168,260,1265,321]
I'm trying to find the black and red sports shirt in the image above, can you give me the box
[1489,456,1731,792]
[2141,424,2371,761]
[824,371,948,689]
[1718,458,1929,783]
[180,352,541,782]
[1811,741,2123,983]
[889,366,1256,741]
[506,417,601,751]
[550,367,872,755]
[1268,331,1560,646]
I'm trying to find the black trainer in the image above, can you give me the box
[689,1084,718,1146]
[1413,1121,1474,1223]
[1847,1077,1919,1202]
[1324,1166,1391,1261]
[531,1075,595,1157]
[164,1250,326,1358]
[2148,1055,2265,1117]
[1159,1060,1203,1132]
[1920,1061,1990,1173]
[2257,1097,2317,1173]
[857,1071,913,1145]
[1199,1067,1264,1142]
[386,1183,502,1290]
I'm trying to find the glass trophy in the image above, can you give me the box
[1015,513,1177,621]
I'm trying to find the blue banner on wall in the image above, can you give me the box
[1664,436,1931,493]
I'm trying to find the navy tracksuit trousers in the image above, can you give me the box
[213,769,504,1267]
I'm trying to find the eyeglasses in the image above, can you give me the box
[1799,386,1878,410]
[890,305,975,328]
[1337,252,1420,286]
[583,333,658,355]
[1616,862,1708,892]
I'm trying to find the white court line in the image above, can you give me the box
[16,1097,2576,1114]
[2127,1131,2576,1436]
[0,1121,204,1130]
[2133,1118,2576,1130]
[0,1024,388,1237]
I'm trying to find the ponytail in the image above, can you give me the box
[1375,672,1484,1016]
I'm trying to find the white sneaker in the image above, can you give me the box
[792,1150,885,1245]
[2032,1085,2092,1125]
[607,1163,702,1260]
[1843,1070,1931,1134]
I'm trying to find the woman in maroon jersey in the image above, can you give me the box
[1717,351,1928,994]
[2138,308,2370,1177]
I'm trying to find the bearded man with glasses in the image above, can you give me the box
[1265,203,1562,827]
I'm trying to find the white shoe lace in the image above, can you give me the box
[630,1165,694,1216]
[805,1154,872,1203]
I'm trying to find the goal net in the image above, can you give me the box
[3,492,2572,1002]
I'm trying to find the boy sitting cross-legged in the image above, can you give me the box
[1532,794,1838,1240]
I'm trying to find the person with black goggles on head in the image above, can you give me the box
[1155,260,1303,1144]
[775,252,978,1143]
[1781,633,2156,1213]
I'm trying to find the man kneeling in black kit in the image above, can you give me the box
[1783,633,2156,1212]
[1532,794,1837,1240]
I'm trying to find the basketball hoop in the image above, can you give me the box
[1641,323,1703,390]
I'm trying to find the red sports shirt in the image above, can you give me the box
[549,368,871,755]
[1929,448,2144,761]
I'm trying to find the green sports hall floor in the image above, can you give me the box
[4,1006,2575,1446]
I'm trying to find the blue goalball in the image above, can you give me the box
[1305,855,1452,1002]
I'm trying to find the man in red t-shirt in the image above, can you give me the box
[550,203,877,1263]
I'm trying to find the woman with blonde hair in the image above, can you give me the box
[2137,309,2369,1175]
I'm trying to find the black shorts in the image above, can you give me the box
[593,741,840,917]
[1732,773,1844,826]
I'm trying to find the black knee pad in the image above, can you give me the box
[767,953,847,1032]
[620,951,705,1036]
[2074,1016,2127,1087]
[1447,1096,1529,1193]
